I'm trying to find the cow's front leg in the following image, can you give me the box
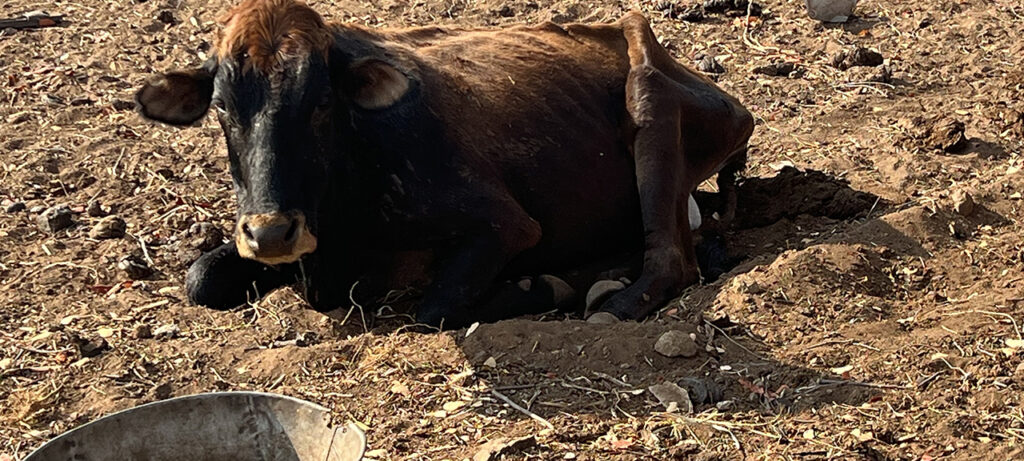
[594,68,698,321]
[186,242,299,309]
[415,208,542,329]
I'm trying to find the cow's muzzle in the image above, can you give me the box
[235,211,317,265]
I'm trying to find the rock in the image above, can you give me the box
[805,0,857,22]
[696,54,725,74]
[133,324,153,339]
[5,201,26,213]
[118,254,153,280]
[657,2,704,22]
[585,280,626,312]
[149,382,174,400]
[89,215,127,239]
[188,222,224,251]
[1013,362,1024,386]
[832,47,884,70]
[473,435,537,461]
[495,5,514,17]
[926,118,968,153]
[111,99,135,111]
[843,65,891,84]
[680,377,725,404]
[29,205,45,214]
[538,274,576,309]
[483,356,497,368]
[648,382,693,413]
[952,190,975,217]
[753,61,797,77]
[77,336,108,358]
[704,0,761,16]
[156,10,177,25]
[586,312,620,324]
[86,200,105,217]
[654,330,699,358]
[153,323,181,339]
[36,205,74,233]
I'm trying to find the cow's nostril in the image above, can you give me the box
[284,219,298,243]
[242,223,255,241]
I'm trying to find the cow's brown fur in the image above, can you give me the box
[139,0,754,327]
[216,0,332,72]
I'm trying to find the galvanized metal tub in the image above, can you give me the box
[24,392,366,461]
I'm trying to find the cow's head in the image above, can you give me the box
[135,0,411,265]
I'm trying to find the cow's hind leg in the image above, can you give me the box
[715,147,747,227]
[186,242,298,309]
[595,66,698,321]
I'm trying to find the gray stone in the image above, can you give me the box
[5,201,26,213]
[118,254,153,280]
[86,200,105,217]
[805,0,857,22]
[648,382,693,413]
[89,215,126,239]
[36,205,74,233]
[585,279,626,312]
[153,323,181,340]
[654,330,699,358]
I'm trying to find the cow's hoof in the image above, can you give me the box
[586,311,621,324]
[585,280,627,313]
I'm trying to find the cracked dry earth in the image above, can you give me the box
[1,0,1023,459]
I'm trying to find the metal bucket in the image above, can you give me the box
[24,392,366,461]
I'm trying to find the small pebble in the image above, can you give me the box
[149,382,173,400]
[1013,362,1024,386]
[78,336,108,358]
[832,47,884,70]
[586,312,620,324]
[696,54,726,74]
[36,205,74,233]
[153,323,180,339]
[753,61,797,77]
[118,254,153,280]
[927,117,968,153]
[648,382,693,413]
[133,324,153,339]
[952,190,975,217]
[188,222,224,251]
[29,205,45,214]
[89,215,127,239]
[86,200,105,217]
[5,201,26,213]
[654,330,699,358]
[585,280,626,312]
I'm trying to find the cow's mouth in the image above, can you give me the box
[234,211,318,265]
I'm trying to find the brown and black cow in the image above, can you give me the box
[135,0,753,328]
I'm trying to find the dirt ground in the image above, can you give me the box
[2,0,1024,459]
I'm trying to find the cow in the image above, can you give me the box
[135,0,753,329]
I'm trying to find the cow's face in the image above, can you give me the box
[134,1,411,265]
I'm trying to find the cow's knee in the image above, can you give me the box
[186,242,296,309]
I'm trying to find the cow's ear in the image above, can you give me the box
[136,65,215,126]
[345,58,410,110]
